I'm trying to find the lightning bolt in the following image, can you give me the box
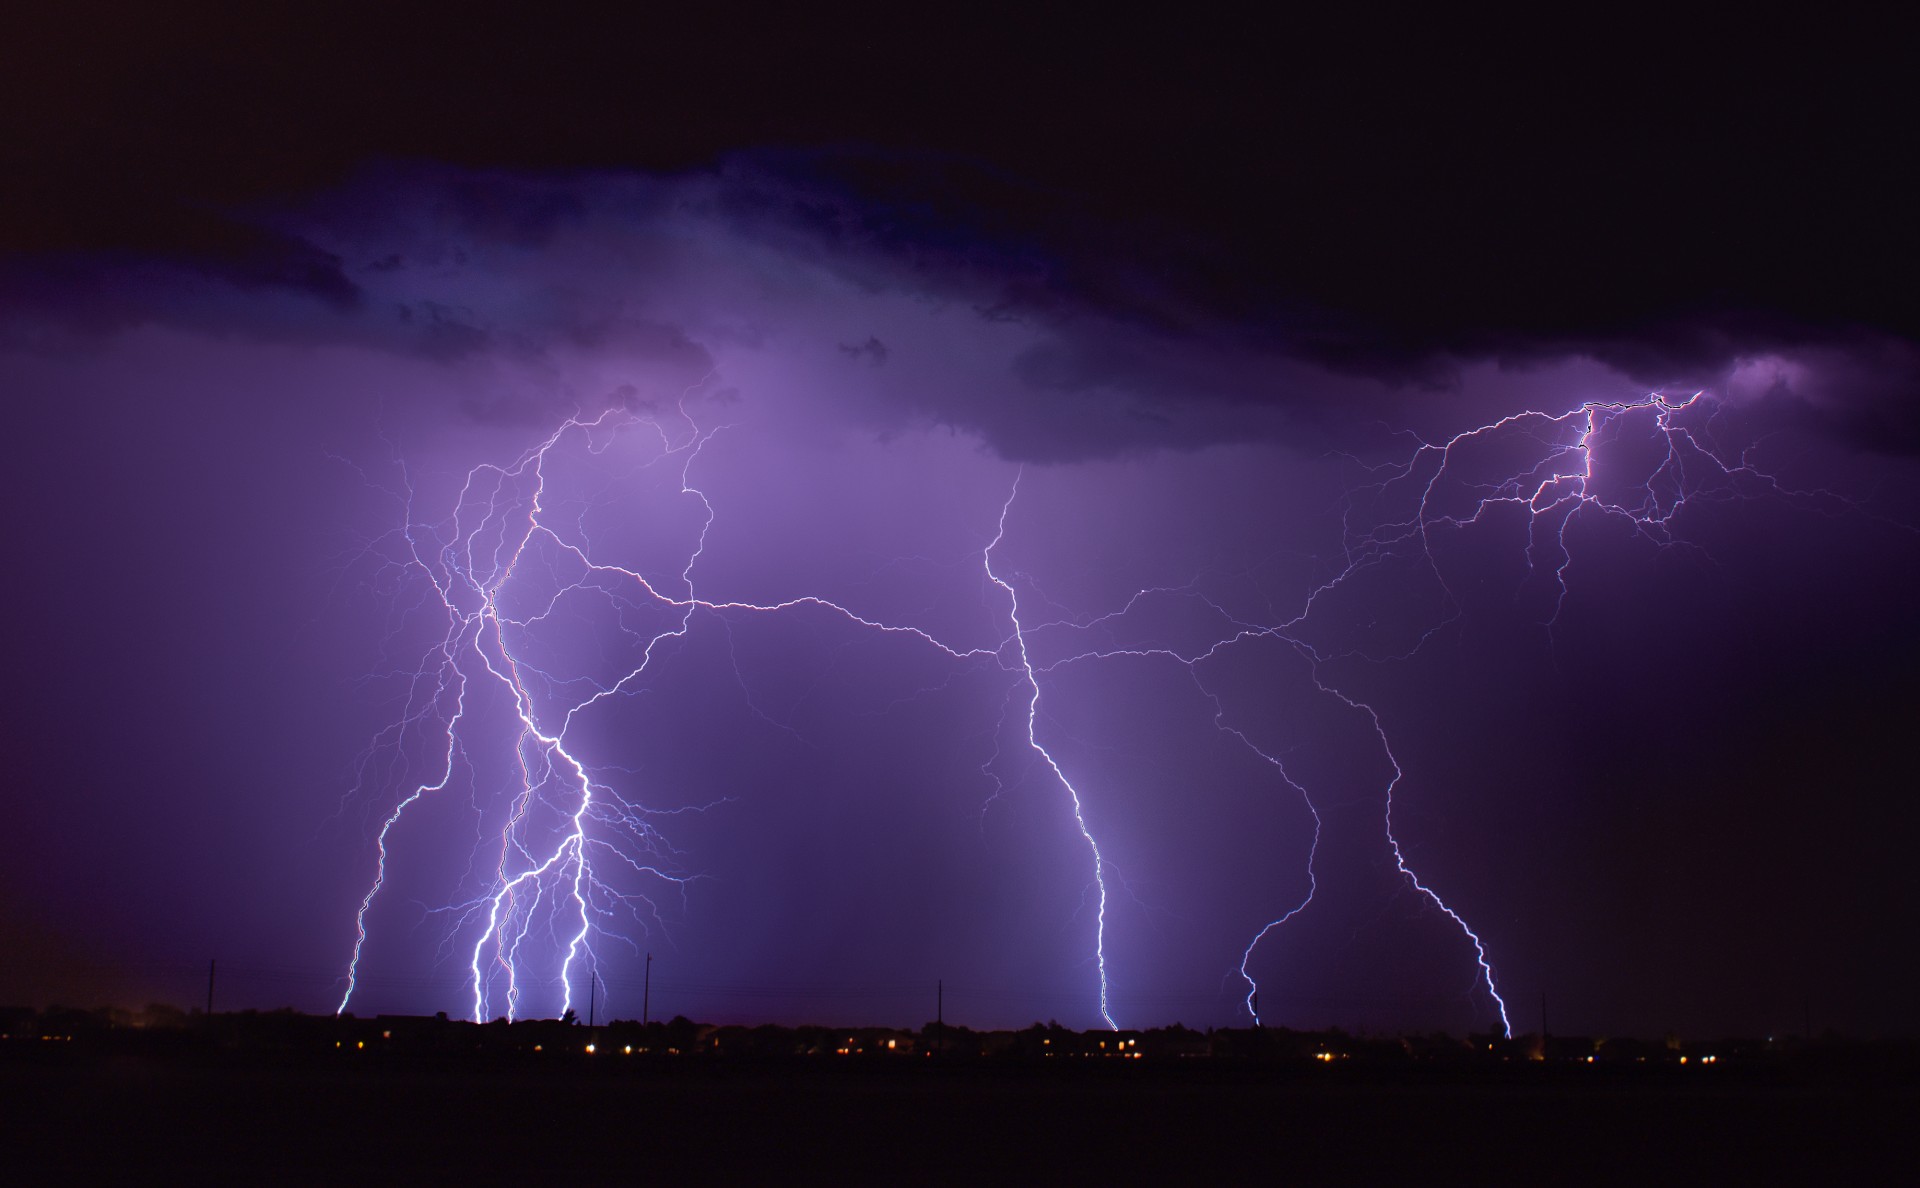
[1211,388,1852,1036]
[983,471,1118,1030]
[1375,389,1847,624]
[338,401,1128,1024]
[985,389,1836,1038]
[339,382,1848,1036]
[341,408,706,1020]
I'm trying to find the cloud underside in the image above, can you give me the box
[3,159,1913,461]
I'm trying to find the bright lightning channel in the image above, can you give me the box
[983,471,1118,1030]
[340,385,1823,1037]
[1021,389,1833,1038]
[339,406,1132,1025]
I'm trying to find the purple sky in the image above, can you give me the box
[4,8,1917,1037]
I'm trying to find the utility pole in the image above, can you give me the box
[642,953,651,1026]
[588,967,596,1028]
[206,959,216,1019]
[937,979,942,1028]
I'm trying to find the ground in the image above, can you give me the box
[4,1051,1910,1183]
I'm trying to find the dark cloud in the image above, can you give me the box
[3,9,1917,1037]
[5,157,1914,465]
[839,337,888,365]
[8,7,1914,457]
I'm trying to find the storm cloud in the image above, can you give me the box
[4,8,1916,1037]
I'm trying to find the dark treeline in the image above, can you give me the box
[7,1002,1915,1079]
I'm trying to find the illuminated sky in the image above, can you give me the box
[3,7,1916,1036]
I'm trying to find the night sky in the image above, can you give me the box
[4,6,1917,1038]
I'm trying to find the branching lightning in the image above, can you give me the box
[983,472,1118,1029]
[339,402,1114,1023]
[1206,388,1837,1036]
[340,384,1824,1035]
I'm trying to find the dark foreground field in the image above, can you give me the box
[4,1052,1911,1184]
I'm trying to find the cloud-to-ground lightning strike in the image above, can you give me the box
[983,473,1118,1029]
[1209,388,1832,1036]
[340,402,1121,1022]
[340,384,1828,1034]
[993,389,1818,1036]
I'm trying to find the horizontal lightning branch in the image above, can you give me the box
[340,388,1825,1034]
